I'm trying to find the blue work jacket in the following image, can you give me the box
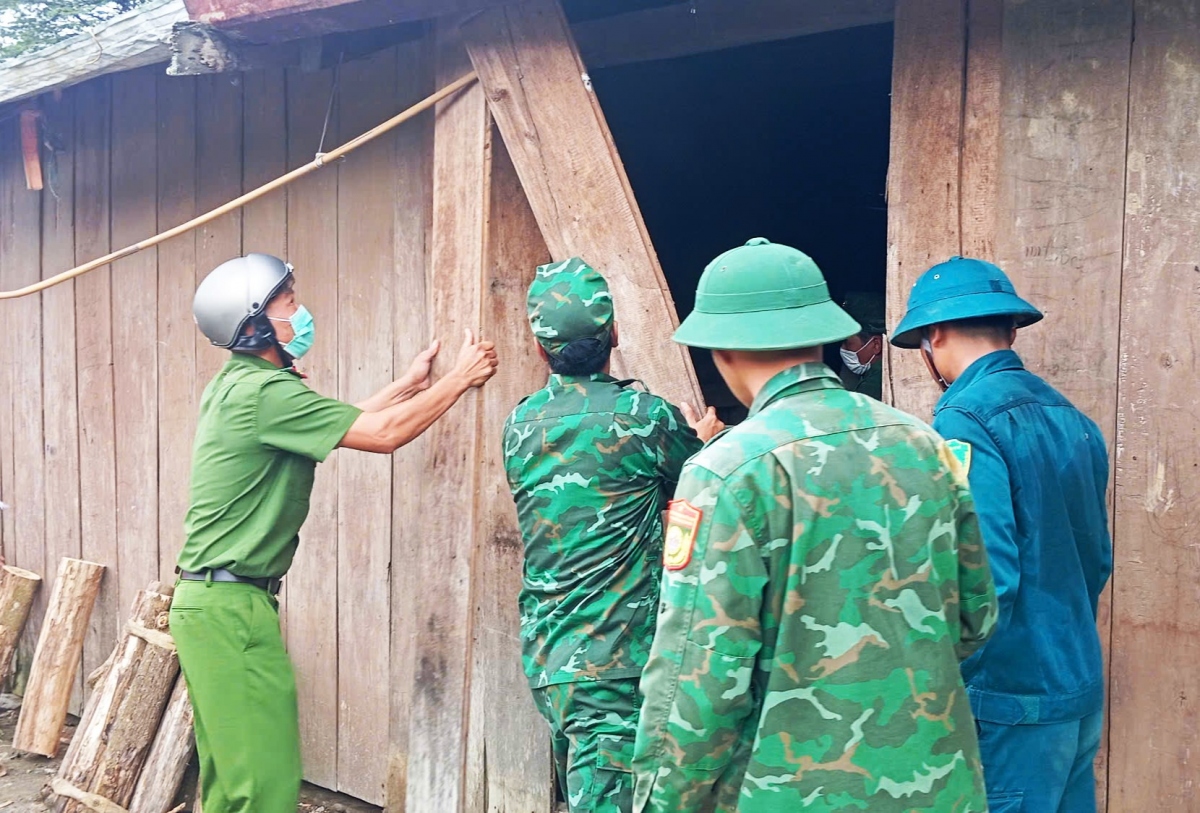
[933,350,1112,726]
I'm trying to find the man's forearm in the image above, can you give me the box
[376,373,470,451]
[356,376,423,413]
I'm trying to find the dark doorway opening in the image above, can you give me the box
[590,23,894,420]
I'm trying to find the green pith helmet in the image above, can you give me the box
[673,238,860,351]
[526,257,614,353]
[841,291,887,335]
[890,256,1043,349]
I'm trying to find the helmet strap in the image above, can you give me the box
[920,336,950,392]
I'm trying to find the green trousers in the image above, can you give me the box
[532,678,640,813]
[170,580,302,813]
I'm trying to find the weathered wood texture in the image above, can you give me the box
[128,675,196,813]
[961,0,1003,259]
[1110,1,1200,809]
[404,28,489,812]
[884,0,966,418]
[0,567,42,686]
[574,0,894,69]
[55,585,178,813]
[462,0,704,410]
[464,130,554,813]
[13,558,105,757]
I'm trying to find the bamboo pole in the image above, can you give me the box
[0,71,478,301]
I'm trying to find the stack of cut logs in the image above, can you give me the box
[1,558,197,813]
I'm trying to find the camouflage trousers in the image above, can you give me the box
[532,678,640,813]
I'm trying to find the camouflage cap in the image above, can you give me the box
[527,258,614,353]
[841,291,887,335]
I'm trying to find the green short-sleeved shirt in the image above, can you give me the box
[176,354,362,578]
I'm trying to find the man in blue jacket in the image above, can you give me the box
[891,256,1113,813]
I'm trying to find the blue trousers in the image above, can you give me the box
[978,711,1103,813]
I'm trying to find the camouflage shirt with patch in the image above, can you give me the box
[632,363,998,813]
[504,373,704,688]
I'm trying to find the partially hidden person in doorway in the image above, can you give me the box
[891,256,1113,813]
[502,258,723,813]
[631,238,997,812]
[172,253,498,813]
[838,290,886,399]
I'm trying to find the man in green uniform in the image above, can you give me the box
[837,291,886,399]
[632,238,998,812]
[172,253,498,813]
[503,258,722,813]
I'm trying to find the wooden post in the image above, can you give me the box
[128,676,195,813]
[0,565,42,686]
[461,0,704,410]
[54,583,179,813]
[12,558,105,757]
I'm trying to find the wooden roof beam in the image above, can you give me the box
[574,0,896,69]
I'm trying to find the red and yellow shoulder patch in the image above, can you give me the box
[664,499,702,571]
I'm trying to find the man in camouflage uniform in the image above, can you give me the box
[632,238,999,812]
[504,258,722,813]
[838,291,886,399]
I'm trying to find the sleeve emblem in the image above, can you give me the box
[941,439,973,480]
[663,499,702,571]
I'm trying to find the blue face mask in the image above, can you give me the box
[270,305,315,360]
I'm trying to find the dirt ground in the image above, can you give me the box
[0,698,379,812]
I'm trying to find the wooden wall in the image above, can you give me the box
[0,32,552,809]
[888,0,1200,808]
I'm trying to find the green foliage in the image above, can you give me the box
[0,0,149,60]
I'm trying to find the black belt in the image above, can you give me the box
[177,568,283,595]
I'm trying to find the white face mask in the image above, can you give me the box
[840,341,877,377]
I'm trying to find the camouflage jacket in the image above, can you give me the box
[632,364,997,812]
[504,373,704,688]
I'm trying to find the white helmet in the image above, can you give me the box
[193,253,292,350]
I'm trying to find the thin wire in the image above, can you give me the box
[316,51,344,159]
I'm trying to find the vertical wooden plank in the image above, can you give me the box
[1111,1,1200,810]
[334,47,397,806]
[884,0,966,418]
[74,77,119,690]
[464,130,554,813]
[460,0,703,410]
[156,74,198,585]
[40,87,83,710]
[194,74,244,400]
[111,66,160,615]
[285,64,341,791]
[387,33,435,811]
[405,26,488,813]
[961,0,1004,259]
[242,68,289,258]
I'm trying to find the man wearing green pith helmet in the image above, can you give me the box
[503,257,724,813]
[632,238,998,812]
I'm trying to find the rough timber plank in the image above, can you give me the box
[39,88,83,711]
[1110,2,1200,809]
[404,29,488,813]
[961,0,1003,260]
[993,4,1133,805]
[73,77,120,692]
[574,0,895,69]
[284,64,341,791]
[883,0,965,418]
[385,33,434,811]
[156,73,199,585]
[464,130,554,813]
[461,0,704,410]
[334,47,397,806]
[0,107,47,678]
[241,68,289,259]
[111,66,161,616]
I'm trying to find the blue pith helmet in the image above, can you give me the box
[890,256,1043,349]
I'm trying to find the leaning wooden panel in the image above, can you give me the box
[1110,2,1200,809]
[404,29,488,813]
[39,90,83,707]
[335,47,399,806]
[461,0,704,410]
[884,0,965,417]
[464,130,554,813]
[112,66,162,615]
[284,64,341,791]
[156,72,199,586]
[73,77,121,695]
[386,34,435,811]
